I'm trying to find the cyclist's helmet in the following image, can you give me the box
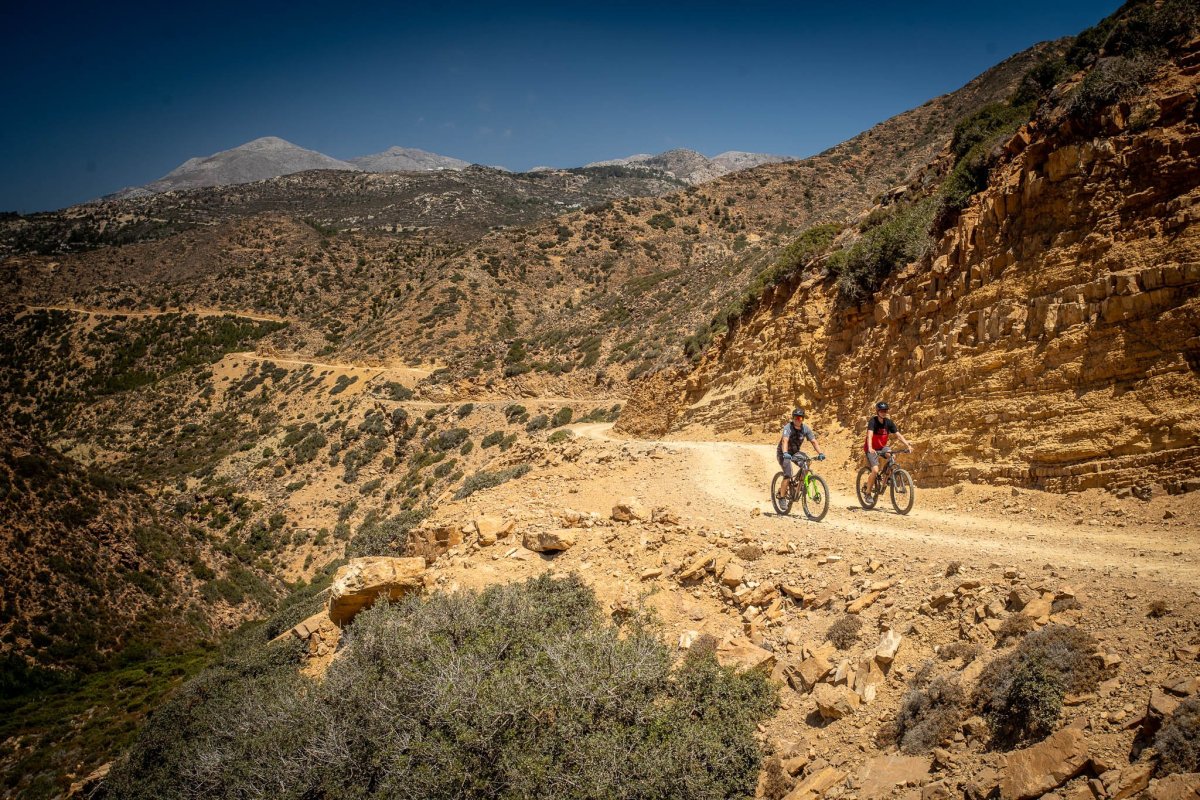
[792,408,806,418]
[875,401,890,411]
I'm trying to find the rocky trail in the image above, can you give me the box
[294,410,1200,799]
[571,423,1200,588]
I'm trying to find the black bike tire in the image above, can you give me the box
[802,474,830,522]
[771,472,792,516]
[890,468,915,515]
[855,466,877,509]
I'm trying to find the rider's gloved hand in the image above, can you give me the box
[817,454,826,461]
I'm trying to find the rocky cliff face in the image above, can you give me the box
[621,41,1200,493]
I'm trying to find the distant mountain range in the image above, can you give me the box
[107,137,795,199]
[585,149,795,184]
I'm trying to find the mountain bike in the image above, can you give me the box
[771,453,830,521]
[856,447,914,514]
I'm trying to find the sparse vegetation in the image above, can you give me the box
[825,198,936,303]
[454,464,532,499]
[975,625,1101,746]
[826,614,863,649]
[893,666,966,754]
[1156,697,1200,775]
[938,641,981,664]
[107,575,777,799]
[1148,598,1171,617]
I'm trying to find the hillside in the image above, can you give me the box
[4,2,1200,797]
[0,162,690,259]
[619,21,1200,494]
[337,42,1056,384]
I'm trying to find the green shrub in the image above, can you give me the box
[646,212,675,231]
[547,429,573,444]
[1156,696,1200,775]
[939,102,1032,215]
[431,427,470,451]
[503,404,527,422]
[379,381,413,401]
[551,407,573,427]
[826,199,936,303]
[346,509,427,558]
[1067,54,1158,117]
[525,414,549,433]
[481,431,505,449]
[825,615,862,650]
[949,102,1030,161]
[975,624,1101,747]
[455,464,532,499]
[456,403,474,418]
[109,575,777,799]
[893,668,967,754]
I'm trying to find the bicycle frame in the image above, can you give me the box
[790,463,820,500]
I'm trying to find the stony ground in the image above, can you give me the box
[391,421,1200,800]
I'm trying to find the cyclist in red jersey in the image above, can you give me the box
[864,401,912,485]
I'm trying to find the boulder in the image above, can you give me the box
[1021,594,1054,622]
[875,629,903,664]
[474,515,514,545]
[678,552,715,581]
[785,766,846,800]
[854,656,886,703]
[716,637,776,672]
[999,727,1090,800]
[1147,773,1200,800]
[328,557,426,625]
[611,499,648,522]
[792,655,832,691]
[523,529,576,553]
[813,683,860,719]
[1105,762,1155,800]
[721,561,746,588]
[651,507,680,526]
[856,754,931,799]
[1008,586,1038,611]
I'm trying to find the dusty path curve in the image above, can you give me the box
[17,303,289,323]
[570,423,1200,589]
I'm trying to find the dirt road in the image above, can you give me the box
[17,303,288,323]
[570,423,1200,590]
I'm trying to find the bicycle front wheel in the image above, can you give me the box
[802,474,830,522]
[890,468,915,515]
[771,472,793,516]
[855,466,877,509]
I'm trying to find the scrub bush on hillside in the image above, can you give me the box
[108,575,778,800]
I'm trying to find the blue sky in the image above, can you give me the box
[2,0,1120,212]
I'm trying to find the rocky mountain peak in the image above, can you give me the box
[348,146,470,172]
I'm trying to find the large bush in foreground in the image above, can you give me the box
[108,574,777,799]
